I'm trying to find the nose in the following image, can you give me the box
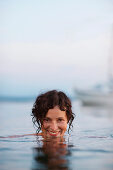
[50,121,58,131]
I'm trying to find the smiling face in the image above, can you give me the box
[41,106,68,138]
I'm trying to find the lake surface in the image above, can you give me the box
[0,100,113,170]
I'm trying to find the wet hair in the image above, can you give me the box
[31,90,75,134]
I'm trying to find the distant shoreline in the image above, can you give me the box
[0,95,74,102]
[0,96,36,102]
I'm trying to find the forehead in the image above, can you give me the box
[46,106,67,119]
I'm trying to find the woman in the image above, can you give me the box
[32,90,75,138]
[1,90,74,138]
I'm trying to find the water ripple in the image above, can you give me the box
[71,148,113,153]
[110,134,113,138]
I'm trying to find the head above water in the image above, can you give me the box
[31,90,75,137]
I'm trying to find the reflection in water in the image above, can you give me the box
[32,137,72,170]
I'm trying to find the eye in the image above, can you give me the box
[43,118,50,122]
[57,118,64,122]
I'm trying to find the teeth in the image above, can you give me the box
[46,130,61,135]
[50,132,57,134]
[49,131,59,134]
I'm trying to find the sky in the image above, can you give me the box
[0,0,113,97]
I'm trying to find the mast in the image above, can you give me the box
[108,25,113,91]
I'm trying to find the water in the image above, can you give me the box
[0,100,113,170]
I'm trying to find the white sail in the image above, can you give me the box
[75,28,113,106]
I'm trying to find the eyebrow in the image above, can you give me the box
[44,117,51,119]
[57,117,65,119]
[45,117,65,119]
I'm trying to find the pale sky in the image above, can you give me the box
[0,0,113,96]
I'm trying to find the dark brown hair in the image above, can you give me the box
[31,90,75,134]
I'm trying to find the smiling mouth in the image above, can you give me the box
[47,130,61,136]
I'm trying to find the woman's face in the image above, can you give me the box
[41,106,68,138]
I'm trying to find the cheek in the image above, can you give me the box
[42,122,50,129]
[58,122,67,131]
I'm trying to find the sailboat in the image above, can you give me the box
[75,30,113,106]
[75,87,113,106]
